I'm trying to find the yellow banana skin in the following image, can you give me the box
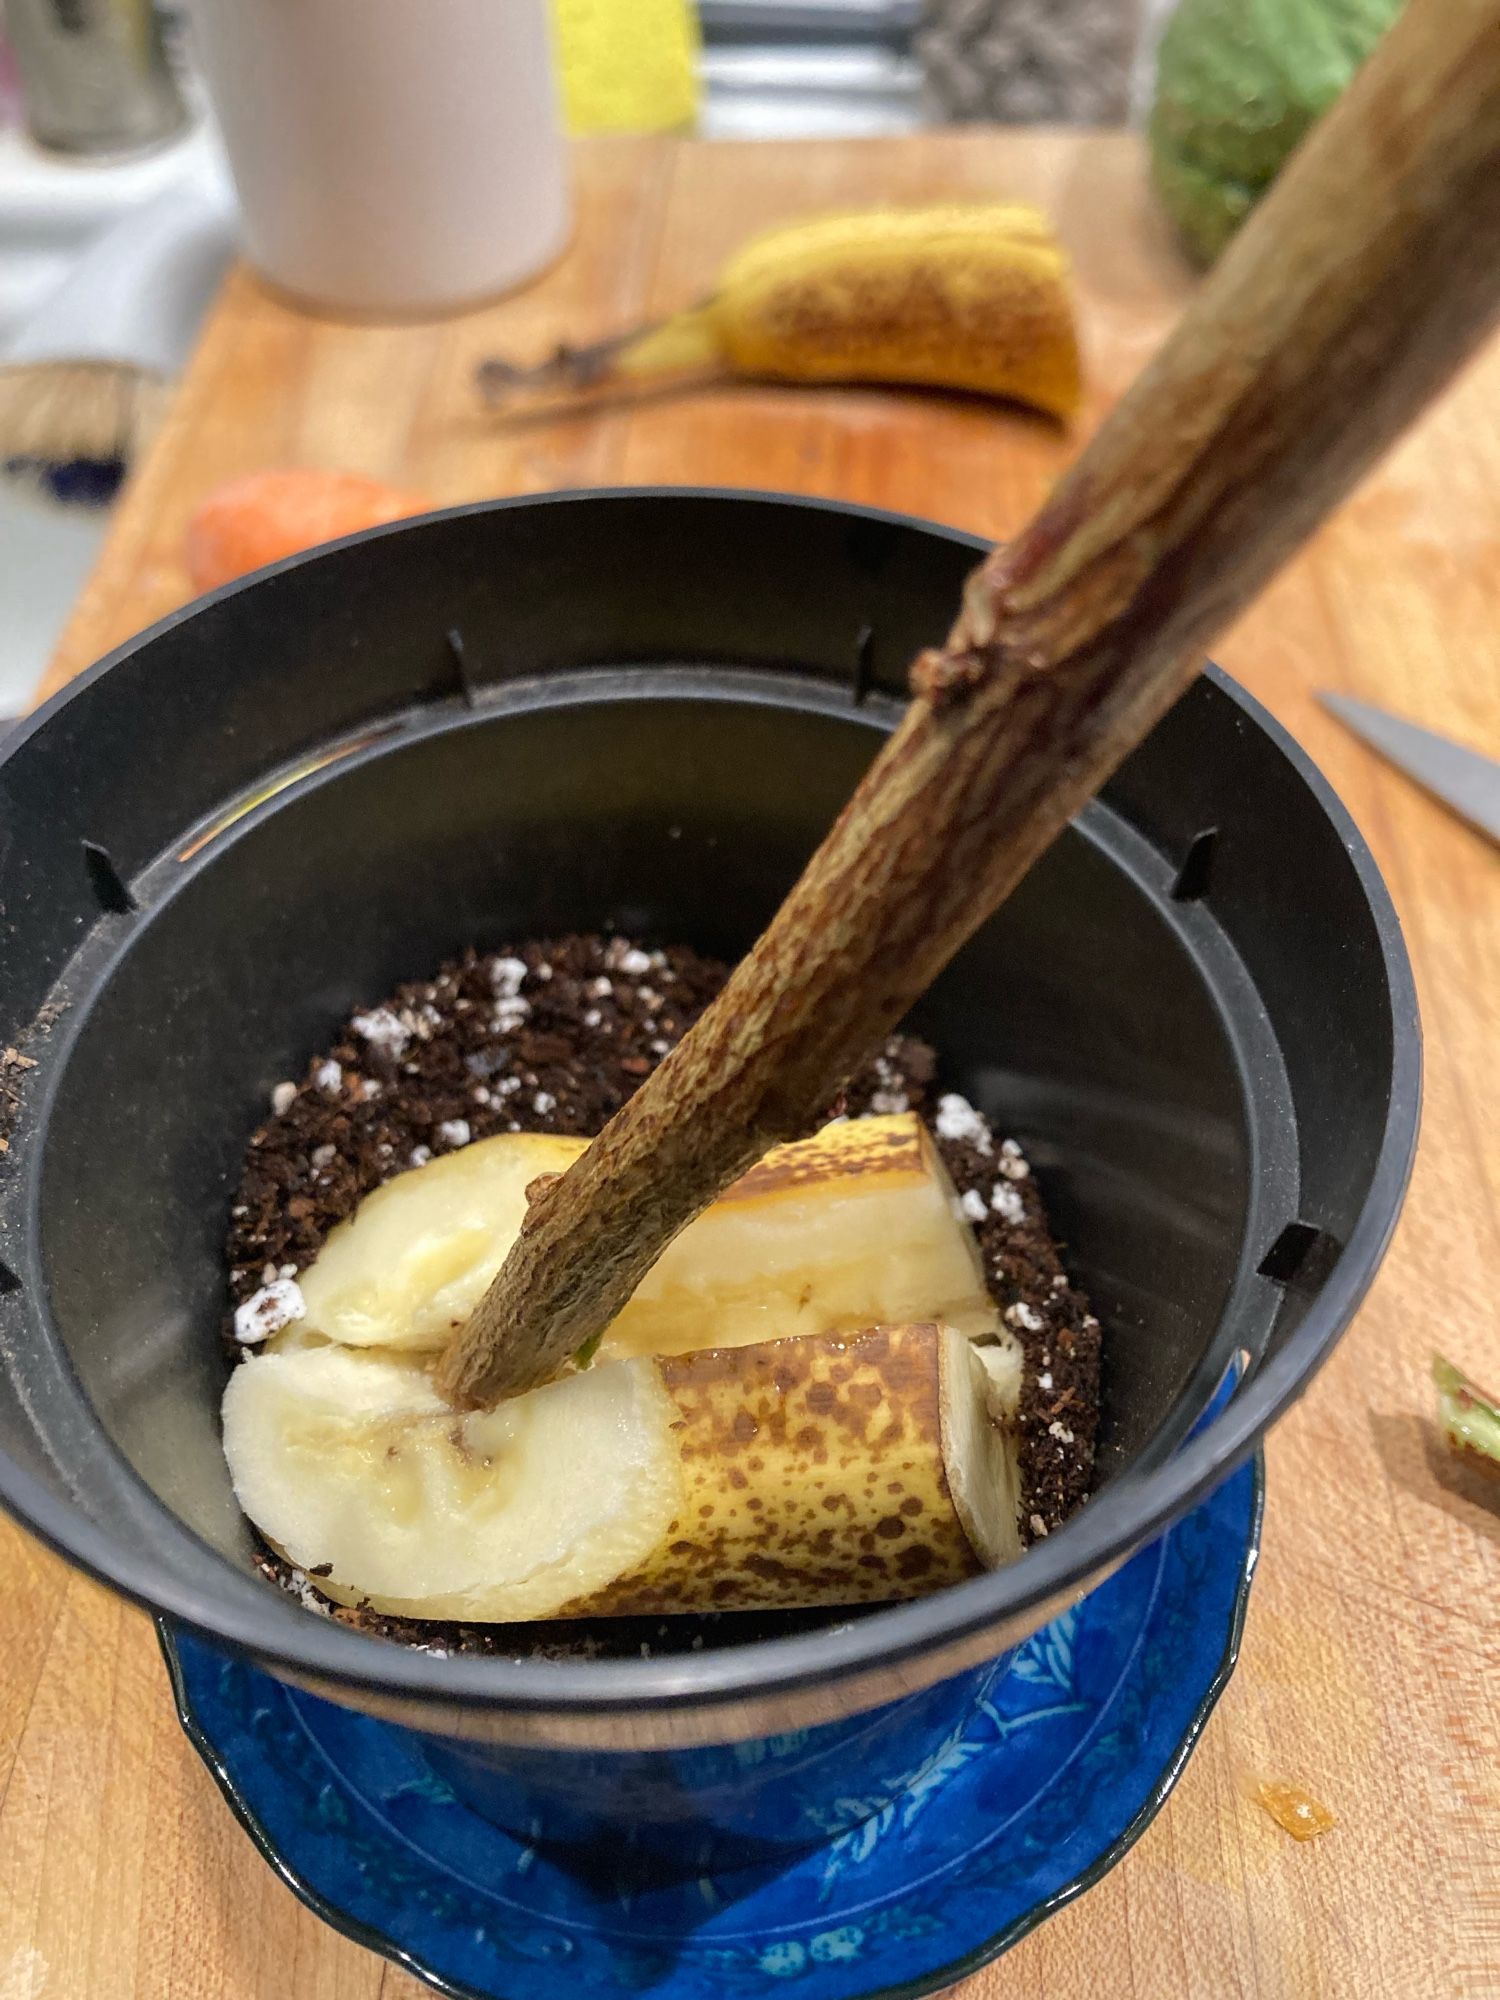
[700,204,1080,418]
[483,203,1082,421]
[577,1324,1019,1618]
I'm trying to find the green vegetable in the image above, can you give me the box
[1149,0,1406,265]
[1433,1353,1500,1476]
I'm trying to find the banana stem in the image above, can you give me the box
[477,304,723,411]
[439,0,1500,1410]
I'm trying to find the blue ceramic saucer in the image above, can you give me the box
[161,1455,1259,2000]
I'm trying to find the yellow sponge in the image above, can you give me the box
[550,0,701,134]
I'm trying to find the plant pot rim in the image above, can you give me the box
[0,488,1421,1727]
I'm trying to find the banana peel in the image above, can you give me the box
[478,203,1081,421]
[586,1325,1020,1617]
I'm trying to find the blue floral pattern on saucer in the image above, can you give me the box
[163,1456,1260,2000]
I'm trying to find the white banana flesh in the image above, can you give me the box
[223,1342,682,1621]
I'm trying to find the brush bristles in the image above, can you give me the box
[0,360,171,479]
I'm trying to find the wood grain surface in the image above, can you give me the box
[5,132,1497,2000]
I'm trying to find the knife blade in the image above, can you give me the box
[1318,692,1500,847]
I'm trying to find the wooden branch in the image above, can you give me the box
[438,0,1500,1410]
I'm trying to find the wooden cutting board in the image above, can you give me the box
[6,132,1498,2000]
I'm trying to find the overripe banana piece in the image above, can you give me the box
[477,203,1081,420]
[223,1324,1020,1620]
[297,1113,1011,1372]
[224,1342,682,1621]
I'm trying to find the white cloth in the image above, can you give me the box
[0,120,236,374]
[0,121,239,711]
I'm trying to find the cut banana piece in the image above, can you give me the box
[298,1113,1007,1367]
[223,1324,1019,1621]
[597,1324,1020,1616]
[223,1342,683,1621]
[611,1115,1002,1361]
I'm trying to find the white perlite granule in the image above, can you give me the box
[314,1059,342,1096]
[310,1144,337,1169]
[351,1008,411,1058]
[589,976,613,999]
[869,1053,909,1117]
[990,1183,1025,1225]
[998,1137,1031,1181]
[1030,1514,1049,1539]
[959,1188,989,1224]
[436,1119,471,1149]
[270,1081,297,1117]
[533,1090,556,1115]
[285,1567,332,1616]
[1007,1301,1045,1332]
[934,1092,992,1151]
[409,1145,432,1168]
[583,1009,603,1029]
[493,995,530,1033]
[615,946,652,977]
[489,956,528,999]
[1047,1420,1075,1444]
[1039,1370,1053,1391]
[234,1278,306,1345]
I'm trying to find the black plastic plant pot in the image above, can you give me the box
[0,491,1417,1796]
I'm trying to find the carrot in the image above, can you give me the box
[185,467,430,592]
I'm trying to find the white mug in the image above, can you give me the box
[188,0,571,317]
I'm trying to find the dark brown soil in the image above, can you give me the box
[227,935,1101,1644]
